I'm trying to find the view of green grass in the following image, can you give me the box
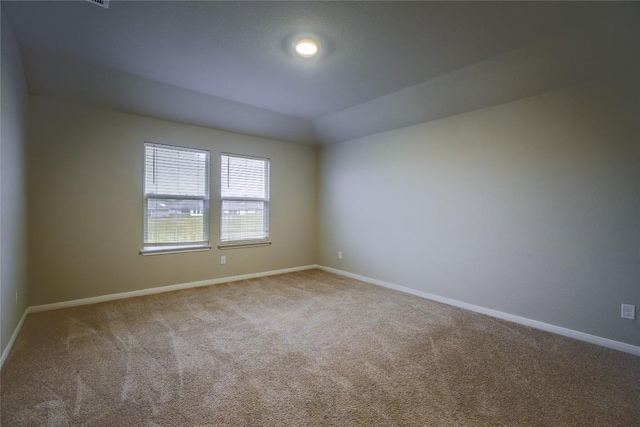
[222,211,266,241]
[147,211,266,243]
[147,217,204,243]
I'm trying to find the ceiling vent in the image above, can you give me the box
[86,0,109,9]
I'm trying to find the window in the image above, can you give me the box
[142,143,210,254]
[220,153,270,246]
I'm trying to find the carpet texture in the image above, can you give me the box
[1,269,638,426]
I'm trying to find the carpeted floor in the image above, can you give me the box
[1,269,638,426]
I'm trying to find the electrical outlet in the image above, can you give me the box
[220,255,226,265]
[15,291,18,304]
[338,251,342,259]
[621,304,635,320]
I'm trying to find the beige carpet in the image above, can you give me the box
[1,269,638,426]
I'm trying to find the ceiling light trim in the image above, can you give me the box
[294,38,320,59]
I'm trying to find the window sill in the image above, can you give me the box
[140,245,212,256]
[218,241,272,250]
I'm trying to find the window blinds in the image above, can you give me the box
[144,143,210,246]
[220,154,270,243]
[145,144,208,198]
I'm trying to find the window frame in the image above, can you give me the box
[219,153,271,249]
[140,142,211,256]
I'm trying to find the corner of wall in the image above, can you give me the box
[1,8,30,358]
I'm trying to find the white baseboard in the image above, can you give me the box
[3,263,636,372]
[29,264,318,313]
[0,264,318,371]
[0,308,29,370]
[317,265,640,357]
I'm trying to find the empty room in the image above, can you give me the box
[1,1,638,425]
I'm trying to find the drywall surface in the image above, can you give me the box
[27,97,317,305]
[1,11,29,355]
[318,85,639,346]
[314,5,639,145]
[21,47,318,145]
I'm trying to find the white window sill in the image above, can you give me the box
[140,245,212,256]
[218,241,272,250]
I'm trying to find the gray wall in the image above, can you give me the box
[1,11,29,355]
[313,4,638,145]
[27,96,317,306]
[318,85,639,346]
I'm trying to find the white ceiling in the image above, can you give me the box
[3,1,637,145]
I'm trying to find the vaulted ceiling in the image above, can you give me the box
[3,1,637,145]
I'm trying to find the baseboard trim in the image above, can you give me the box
[29,264,319,313]
[1,264,318,371]
[317,265,640,357]
[5,263,636,371]
[0,308,29,370]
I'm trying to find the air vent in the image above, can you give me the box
[86,0,109,9]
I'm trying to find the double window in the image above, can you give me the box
[142,144,270,254]
[220,153,270,246]
[142,143,210,254]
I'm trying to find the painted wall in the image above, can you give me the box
[318,85,639,346]
[313,4,638,145]
[27,96,317,305]
[1,12,29,355]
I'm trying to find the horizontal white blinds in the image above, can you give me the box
[144,143,210,246]
[145,144,208,197]
[221,154,270,242]
[221,154,269,199]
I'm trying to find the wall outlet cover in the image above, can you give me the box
[621,304,635,320]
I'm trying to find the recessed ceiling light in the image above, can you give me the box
[294,38,320,58]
